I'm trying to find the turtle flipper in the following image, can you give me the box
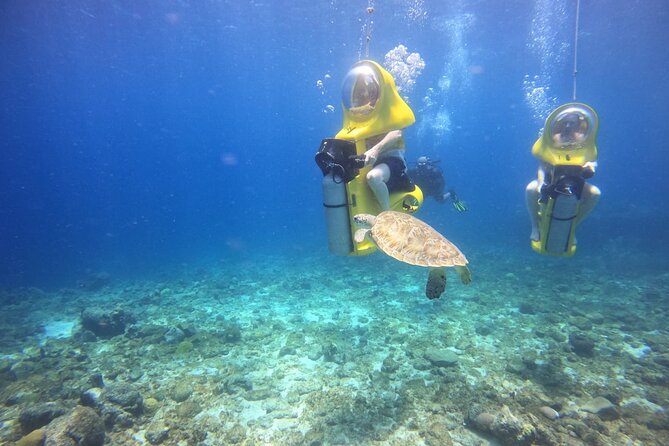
[354,228,370,244]
[456,265,472,285]
[426,267,446,300]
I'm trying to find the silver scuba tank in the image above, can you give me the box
[544,190,579,254]
[321,172,353,255]
[315,139,361,256]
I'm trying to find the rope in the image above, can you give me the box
[572,0,581,101]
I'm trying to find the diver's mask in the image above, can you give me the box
[550,106,595,148]
[341,62,382,120]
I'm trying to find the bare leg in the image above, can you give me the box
[576,183,601,225]
[366,163,391,211]
[526,180,541,241]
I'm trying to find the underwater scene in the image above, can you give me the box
[1,1,669,445]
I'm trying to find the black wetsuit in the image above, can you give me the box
[407,164,447,203]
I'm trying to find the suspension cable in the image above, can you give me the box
[572,0,581,101]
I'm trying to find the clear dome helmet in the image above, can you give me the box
[341,62,383,119]
[549,105,595,148]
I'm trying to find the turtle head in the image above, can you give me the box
[353,213,375,228]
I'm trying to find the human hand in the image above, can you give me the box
[581,162,596,179]
[363,150,377,166]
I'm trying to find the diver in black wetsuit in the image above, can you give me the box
[407,156,467,211]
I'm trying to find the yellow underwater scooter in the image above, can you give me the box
[529,0,602,257]
[531,103,599,256]
[315,60,423,256]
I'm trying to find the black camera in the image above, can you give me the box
[315,139,361,183]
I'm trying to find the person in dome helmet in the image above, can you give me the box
[526,105,601,244]
[340,62,415,211]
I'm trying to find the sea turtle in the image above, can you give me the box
[354,211,471,299]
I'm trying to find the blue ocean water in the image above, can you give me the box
[1,1,668,287]
[2,3,669,444]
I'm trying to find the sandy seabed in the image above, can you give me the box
[1,243,668,445]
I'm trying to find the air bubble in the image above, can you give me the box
[383,44,425,98]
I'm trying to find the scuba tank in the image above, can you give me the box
[538,166,585,255]
[315,139,364,255]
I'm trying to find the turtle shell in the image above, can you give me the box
[370,211,468,268]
